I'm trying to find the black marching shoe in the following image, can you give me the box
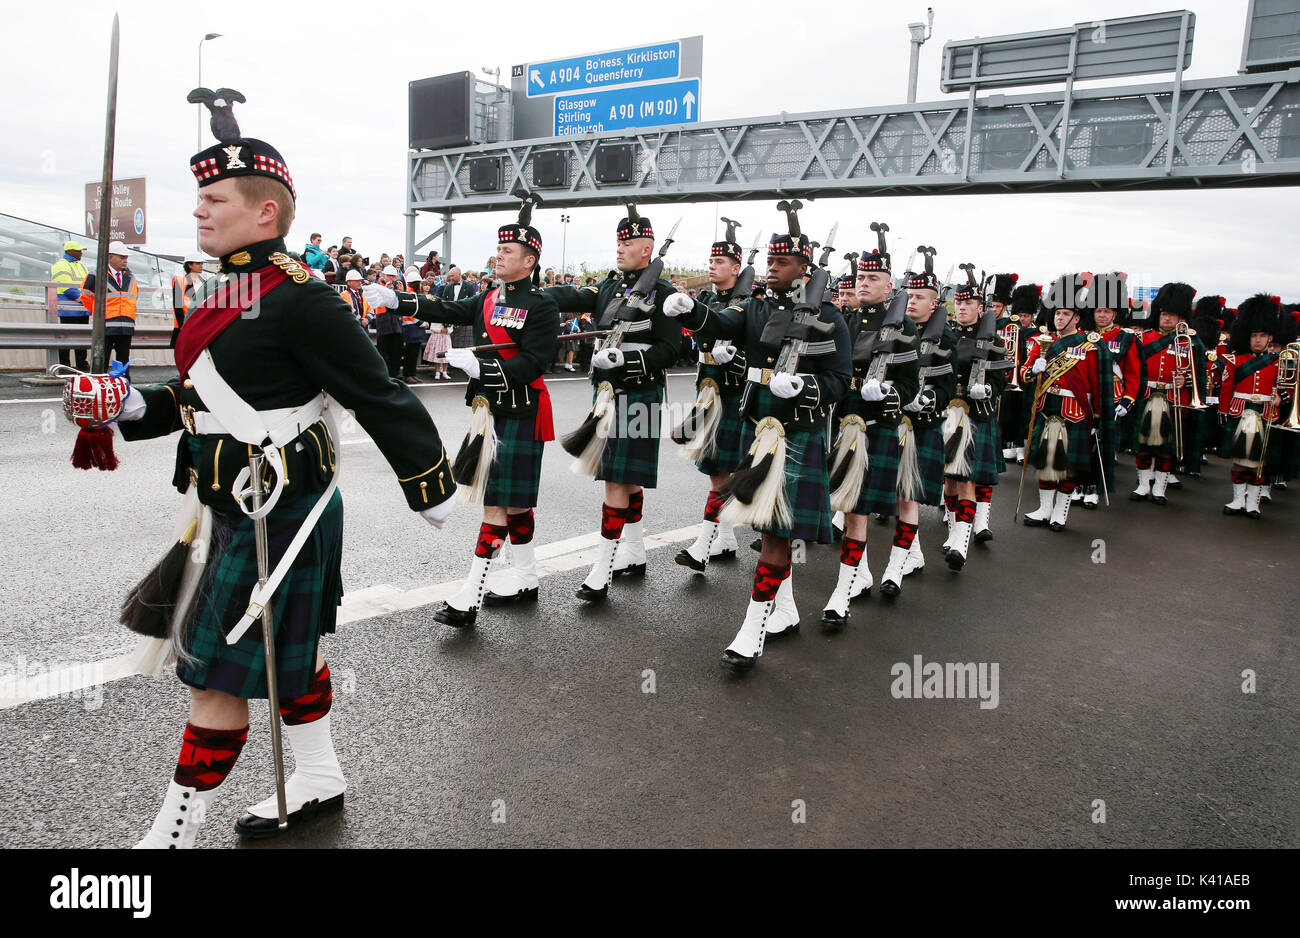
[820,608,849,632]
[235,793,345,839]
[612,562,646,578]
[432,601,476,628]
[574,583,608,602]
[750,536,763,552]
[974,528,993,543]
[674,548,706,572]
[483,586,538,606]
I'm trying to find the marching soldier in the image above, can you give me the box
[883,250,957,595]
[820,225,919,628]
[1218,294,1286,518]
[1129,283,1206,505]
[999,282,1040,464]
[1075,272,1142,508]
[664,200,850,670]
[544,206,680,601]
[1020,274,1115,530]
[673,219,748,572]
[97,104,457,847]
[364,195,559,625]
[941,271,1010,568]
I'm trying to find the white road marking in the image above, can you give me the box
[0,524,705,710]
[0,397,62,404]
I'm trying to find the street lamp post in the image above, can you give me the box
[197,33,222,151]
[561,214,571,277]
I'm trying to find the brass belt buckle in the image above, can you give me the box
[180,405,197,435]
[761,368,773,386]
[703,353,718,366]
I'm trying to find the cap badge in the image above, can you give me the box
[222,145,246,170]
[229,251,251,266]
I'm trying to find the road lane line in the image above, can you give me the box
[0,524,705,710]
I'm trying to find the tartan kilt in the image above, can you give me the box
[1027,397,1093,476]
[596,383,663,488]
[177,489,344,701]
[484,410,545,508]
[696,392,746,477]
[946,417,1002,486]
[853,421,901,516]
[911,419,947,506]
[742,422,834,544]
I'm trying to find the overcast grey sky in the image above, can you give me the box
[1,0,1294,303]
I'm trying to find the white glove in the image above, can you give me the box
[969,383,990,401]
[592,348,624,369]
[118,387,146,422]
[445,347,480,379]
[903,390,933,413]
[768,373,804,399]
[363,283,398,308]
[860,378,885,402]
[663,293,694,318]
[420,498,454,529]
[710,341,736,364]
[1114,402,1129,419]
[1030,357,1047,375]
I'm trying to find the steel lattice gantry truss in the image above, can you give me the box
[407,69,1300,221]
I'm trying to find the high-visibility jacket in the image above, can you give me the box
[171,272,205,329]
[50,255,88,316]
[340,287,371,324]
[80,268,139,327]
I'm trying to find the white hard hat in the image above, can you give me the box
[381,265,399,277]
[108,241,129,256]
[183,253,207,266]
[345,269,363,281]
[404,266,422,283]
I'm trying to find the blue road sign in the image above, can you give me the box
[554,79,700,137]
[1132,286,1159,301]
[527,41,681,98]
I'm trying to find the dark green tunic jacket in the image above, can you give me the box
[395,274,559,416]
[543,269,681,392]
[119,237,455,515]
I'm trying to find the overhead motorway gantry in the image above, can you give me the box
[404,7,1300,260]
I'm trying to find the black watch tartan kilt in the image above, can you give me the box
[945,417,1002,486]
[696,392,747,477]
[596,383,663,488]
[177,488,344,701]
[485,410,545,508]
[910,418,947,506]
[852,420,902,516]
[742,421,835,544]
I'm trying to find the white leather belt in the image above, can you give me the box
[1046,387,1076,399]
[622,341,652,352]
[747,366,773,386]
[186,397,326,447]
[698,351,734,365]
[1148,380,1173,390]
[1234,392,1270,402]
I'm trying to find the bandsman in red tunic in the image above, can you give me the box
[1217,294,1289,518]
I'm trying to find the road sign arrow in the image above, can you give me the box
[682,90,695,120]
[530,68,544,89]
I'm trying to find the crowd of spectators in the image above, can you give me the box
[303,235,705,381]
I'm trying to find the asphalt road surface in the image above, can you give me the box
[0,366,1296,848]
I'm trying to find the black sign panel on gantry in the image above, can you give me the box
[410,72,474,150]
